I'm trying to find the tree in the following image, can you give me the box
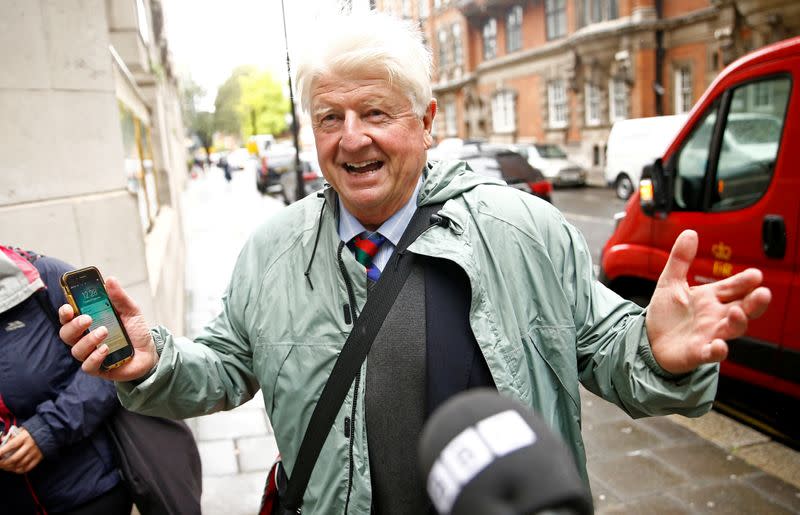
[179,76,214,160]
[237,70,289,138]
[214,65,256,137]
[179,76,205,131]
[193,111,215,162]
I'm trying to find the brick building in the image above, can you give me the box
[376,0,800,175]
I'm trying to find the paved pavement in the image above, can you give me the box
[179,165,800,514]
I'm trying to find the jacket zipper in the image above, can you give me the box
[337,241,359,512]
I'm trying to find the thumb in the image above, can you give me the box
[659,230,698,285]
[105,276,141,317]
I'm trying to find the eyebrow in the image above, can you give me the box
[311,96,395,119]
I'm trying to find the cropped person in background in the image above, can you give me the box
[0,247,131,515]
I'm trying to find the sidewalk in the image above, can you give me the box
[180,167,800,514]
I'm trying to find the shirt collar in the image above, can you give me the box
[338,177,423,246]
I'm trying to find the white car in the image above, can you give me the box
[512,144,587,187]
[605,115,689,199]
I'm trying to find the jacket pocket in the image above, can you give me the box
[526,325,580,412]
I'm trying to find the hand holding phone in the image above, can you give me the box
[59,270,158,380]
[1,425,19,459]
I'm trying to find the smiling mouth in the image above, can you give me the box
[344,160,383,173]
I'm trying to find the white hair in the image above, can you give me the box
[295,11,433,117]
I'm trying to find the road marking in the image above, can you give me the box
[560,211,614,226]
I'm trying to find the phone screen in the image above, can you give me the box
[69,276,129,354]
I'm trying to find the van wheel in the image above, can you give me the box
[615,174,634,200]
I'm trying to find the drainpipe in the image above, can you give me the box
[654,0,664,115]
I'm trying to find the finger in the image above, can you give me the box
[70,326,108,362]
[713,268,764,303]
[58,303,75,325]
[658,230,698,285]
[741,286,771,319]
[105,277,141,317]
[81,344,110,375]
[699,339,729,364]
[713,305,748,340]
[59,314,93,347]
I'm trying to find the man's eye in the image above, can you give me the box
[366,110,386,119]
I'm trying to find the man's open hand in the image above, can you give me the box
[646,230,771,374]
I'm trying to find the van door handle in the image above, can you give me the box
[762,215,786,259]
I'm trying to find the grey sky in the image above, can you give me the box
[161,0,370,111]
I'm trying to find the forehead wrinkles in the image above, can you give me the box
[311,78,408,114]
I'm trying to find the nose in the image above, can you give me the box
[340,112,371,153]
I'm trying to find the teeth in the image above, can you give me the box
[346,160,379,168]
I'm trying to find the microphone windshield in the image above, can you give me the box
[418,389,592,515]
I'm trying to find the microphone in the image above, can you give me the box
[418,389,593,515]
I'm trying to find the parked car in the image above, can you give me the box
[461,148,552,203]
[600,36,800,399]
[427,137,486,161]
[256,141,297,194]
[605,114,688,199]
[280,150,326,204]
[513,143,587,187]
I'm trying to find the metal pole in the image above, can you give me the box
[280,0,304,203]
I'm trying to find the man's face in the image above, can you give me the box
[310,74,435,230]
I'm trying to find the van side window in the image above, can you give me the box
[711,77,791,211]
[674,104,719,210]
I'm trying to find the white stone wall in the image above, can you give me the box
[0,0,185,331]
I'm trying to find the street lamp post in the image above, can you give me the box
[280,0,304,204]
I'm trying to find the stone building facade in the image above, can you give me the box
[0,0,188,330]
[376,0,800,174]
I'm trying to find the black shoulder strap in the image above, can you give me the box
[281,202,444,513]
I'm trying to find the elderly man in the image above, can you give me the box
[60,11,770,515]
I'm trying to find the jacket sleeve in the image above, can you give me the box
[22,373,119,459]
[116,242,261,419]
[547,214,718,419]
[21,256,120,458]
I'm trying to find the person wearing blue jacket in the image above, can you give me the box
[0,247,131,514]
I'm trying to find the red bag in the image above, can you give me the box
[259,455,284,515]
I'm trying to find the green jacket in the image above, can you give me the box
[118,160,717,514]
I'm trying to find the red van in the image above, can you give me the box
[600,36,800,400]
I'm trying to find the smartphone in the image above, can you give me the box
[1,425,18,459]
[61,266,134,370]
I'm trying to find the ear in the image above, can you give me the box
[422,99,437,149]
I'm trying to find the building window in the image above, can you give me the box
[119,102,160,232]
[753,81,772,107]
[438,28,449,73]
[492,90,516,133]
[483,18,497,60]
[585,82,601,126]
[452,23,463,70]
[545,0,567,40]
[506,6,523,53]
[548,80,568,128]
[419,0,429,18]
[609,77,628,122]
[444,100,457,136]
[674,67,693,113]
[580,0,618,26]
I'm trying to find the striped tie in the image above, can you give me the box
[351,231,387,282]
